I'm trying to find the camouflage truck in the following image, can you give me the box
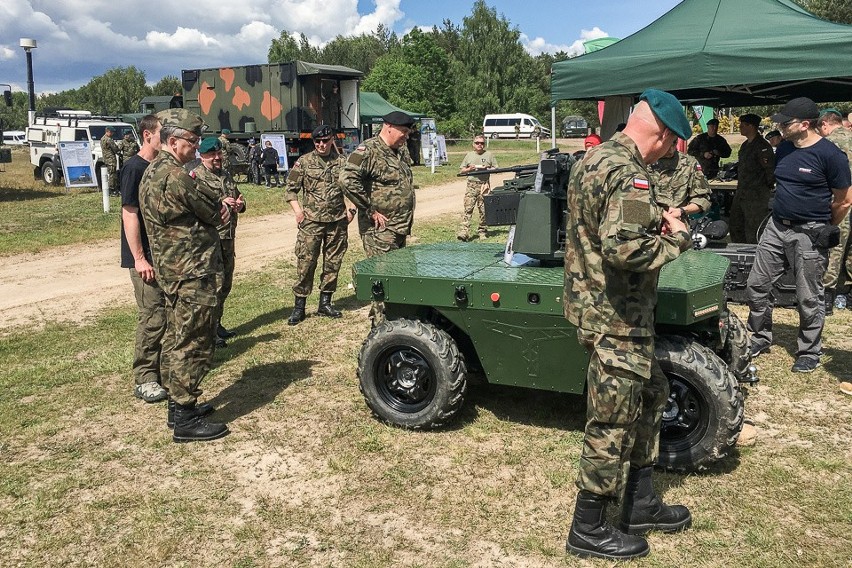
[181,61,362,167]
[351,151,755,472]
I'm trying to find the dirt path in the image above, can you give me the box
[0,175,513,331]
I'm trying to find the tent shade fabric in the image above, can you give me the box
[359,92,425,124]
[551,0,852,107]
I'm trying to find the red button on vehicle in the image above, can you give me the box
[490,292,500,302]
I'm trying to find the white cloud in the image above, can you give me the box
[522,26,611,57]
[0,47,16,60]
[146,27,222,51]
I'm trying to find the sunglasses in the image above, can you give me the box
[314,138,332,144]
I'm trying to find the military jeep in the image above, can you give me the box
[352,151,752,472]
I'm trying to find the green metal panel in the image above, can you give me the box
[657,250,729,326]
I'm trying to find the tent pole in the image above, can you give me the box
[551,107,556,149]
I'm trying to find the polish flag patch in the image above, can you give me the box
[633,178,650,189]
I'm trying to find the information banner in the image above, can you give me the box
[259,134,289,172]
[58,141,97,188]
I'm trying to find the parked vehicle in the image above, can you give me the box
[561,115,590,137]
[2,130,26,145]
[483,113,550,139]
[25,110,138,186]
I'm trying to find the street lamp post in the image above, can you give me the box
[19,38,37,126]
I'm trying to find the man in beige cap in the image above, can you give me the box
[139,108,231,443]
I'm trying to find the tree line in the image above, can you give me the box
[1,0,849,135]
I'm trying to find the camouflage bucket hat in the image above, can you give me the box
[156,109,206,136]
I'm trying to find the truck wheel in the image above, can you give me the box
[41,162,59,185]
[656,335,743,472]
[230,143,248,164]
[358,319,467,429]
[490,133,499,139]
[718,311,751,381]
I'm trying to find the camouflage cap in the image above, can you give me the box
[156,108,206,136]
[639,89,691,140]
[198,137,221,153]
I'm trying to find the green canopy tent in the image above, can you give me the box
[551,0,852,108]
[359,92,425,124]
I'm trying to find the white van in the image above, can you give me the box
[2,130,26,145]
[482,113,550,139]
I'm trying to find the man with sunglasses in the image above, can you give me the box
[139,109,232,442]
[284,125,353,325]
[747,97,852,374]
[457,135,498,242]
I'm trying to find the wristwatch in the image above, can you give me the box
[679,207,688,219]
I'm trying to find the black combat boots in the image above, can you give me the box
[825,288,835,316]
[167,398,216,429]
[567,490,650,560]
[171,401,229,443]
[288,296,307,325]
[217,321,237,339]
[620,466,692,535]
[317,292,342,318]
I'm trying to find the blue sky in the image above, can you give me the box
[0,0,682,94]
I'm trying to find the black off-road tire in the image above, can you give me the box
[41,161,59,185]
[656,335,744,472]
[719,311,751,381]
[358,319,467,429]
[229,143,248,165]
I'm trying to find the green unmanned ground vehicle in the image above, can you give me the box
[352,151,754,472]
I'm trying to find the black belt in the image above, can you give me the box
[773,217,826,229]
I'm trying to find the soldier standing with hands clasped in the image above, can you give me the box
[101,126,121,195]
[140,109,231,443]
[564,89,694,560]
[284,125,353,325]
[192,137,246,345]
[457,135,498,242]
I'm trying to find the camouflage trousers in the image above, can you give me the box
[293,218,349,297]
[823,213,852,290]
[458,180,488,238]
[129,268,166,387]
[160,274,221,406]
[575,329,669,501]
[729,192,770,244]
[216,238,235,323]
[104,159,118,193]
[362,226,407,258]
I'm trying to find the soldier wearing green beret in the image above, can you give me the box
[139,108,230,443]
[284,125,354,325]
[192,136,245,343]
[218,129,232,171]
[564,89,693,560]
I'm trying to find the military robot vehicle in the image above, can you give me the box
[351,150,754,472]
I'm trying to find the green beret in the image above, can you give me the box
[156,109,206,136]
[221,129,231,135]
[819,107,842,118]
[639,89,691,140]
[198,137,221,153]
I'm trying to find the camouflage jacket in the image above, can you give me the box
[284,150,347,222]
[827,127,852,170]
[339,136,415,235]
[650,151,712,212]
[461,150,498,184]
[121,139,140,162]
[101,136,120,165]
[191,163,242,240]
[736,136,775,199]
[139,150,223,282]
[563,132,692,337]
[219,136,232,168]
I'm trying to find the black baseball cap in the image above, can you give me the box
[771,97,819,123]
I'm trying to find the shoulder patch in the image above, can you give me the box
[356,144,367,152]
[695,163,702,171]
[347,152,364,167]
[189,170,197,179]
[622,199,652,225]
[633,178,650,190]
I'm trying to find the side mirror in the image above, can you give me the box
[2,90,10,107]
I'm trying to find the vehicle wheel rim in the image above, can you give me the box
[661,374,708,451]
[375,346,436,413]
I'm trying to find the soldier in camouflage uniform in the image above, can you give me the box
[730,114,775,243]
[120,132,140,165]
[817,109,852,314]
[101,126,121,195]
[218,129,232,171]
[340,111,415,324]
[284,125,354,325]
[192,137,246,342]
[340,111,415,256]
[457,135,498,241]
[563,90,694,561]
[139,108,230,443]
[650,146,712,220]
